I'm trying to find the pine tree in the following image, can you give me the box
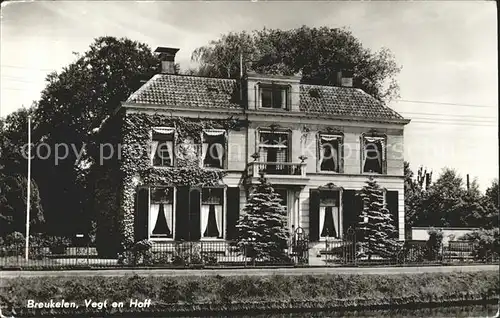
[358,176,399,260]
[236,173,289,262]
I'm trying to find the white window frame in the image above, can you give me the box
[258,83,290,110]
[318,189,343,240]
[361,135,386,175]
[258,130,290,164]
[317,133,343,173]
[200,129,227,169]
[151,127,175,168]
[200,187,226,241]
[148,186,176,241]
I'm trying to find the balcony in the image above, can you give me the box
[247,161,309,186]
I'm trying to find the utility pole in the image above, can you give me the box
[466,174,470,192]
[25,114,32,261]
[239,49,244,102]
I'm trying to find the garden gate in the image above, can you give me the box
[291,226,309,265]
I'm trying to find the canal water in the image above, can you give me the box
[224,304,499,317]
[23,303,499,317]
[81,304,498,317]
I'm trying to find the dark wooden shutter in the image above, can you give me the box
[175,186,190,241]
[354,191,363,226]
[387,191,399,239]
[342,190,357,234]
[135,188,149,242]
[309,189,320,241]
[226,187,240,240]
[189,188,201,241]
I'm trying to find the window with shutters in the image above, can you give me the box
[319,191,341,239]
[151,127,175,167]
[362,135,386,174]
[201,188,224,239]
[318,133,343,173]
[150,187,174,239]
[201,129,226,169]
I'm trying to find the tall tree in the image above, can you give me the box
[0,173,44,236]
[358,176,398,260]
[457,178,489,227]
[191,26,401,101]
[418,168,465,227]
[485,179,499,209]
[481,179,499,228]
[19,37,160,236]
[404,162,422,235]
[0,108,45,236]
[235,173,289,262]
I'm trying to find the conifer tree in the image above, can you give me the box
[358,176,398,260]
[236,173,289,262]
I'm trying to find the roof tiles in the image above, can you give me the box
[126,74,405,121]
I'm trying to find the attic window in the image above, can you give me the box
[259,84,289,110]
[206,85,219,93]
[309,88,320,98]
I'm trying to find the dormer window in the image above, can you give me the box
[259,84,289,110]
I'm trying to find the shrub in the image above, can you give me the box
[426,228,444,261]
[46,236,72,254]
[2,232,25,256]
[399,243,426,263]
[150,252,171,265]
[460,228,499,261]
[171,243,204,266]
[202,252,219,266]
[119,239,153,266]
[5,232,25,248]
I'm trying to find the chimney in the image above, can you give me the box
[154,47,180,74]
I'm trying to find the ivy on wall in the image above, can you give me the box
[96,112,247,253]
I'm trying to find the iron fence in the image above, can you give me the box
[320,229,499,267]
[0,239,309,270]
[0,236,497,270]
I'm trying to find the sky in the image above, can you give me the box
[1,1,498,191]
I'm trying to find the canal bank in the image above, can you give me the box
[1,271,498,317]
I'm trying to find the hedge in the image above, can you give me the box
[0,271,498,316]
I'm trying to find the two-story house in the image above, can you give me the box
[94,46,410,257]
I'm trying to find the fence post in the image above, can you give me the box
[244,244,247,268]
[201,241,204,266]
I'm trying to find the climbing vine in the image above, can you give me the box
[95,112,247,253]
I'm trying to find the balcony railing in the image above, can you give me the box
[248,161,307,178]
